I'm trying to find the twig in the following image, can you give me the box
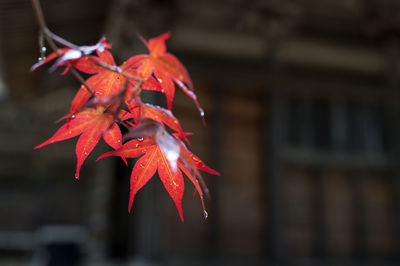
[131,79,144,98]
[44,28,80,49]
[31,0,57,51]
[89,58,142,82]
[30,0,95,97]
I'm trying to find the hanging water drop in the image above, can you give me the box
[41,46,47,53]
[204,210,208,219]
[200,110,204,117]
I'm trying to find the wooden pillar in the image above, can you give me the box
[264,93,288,262]
[386,38,400,260]
[205,83,223,257]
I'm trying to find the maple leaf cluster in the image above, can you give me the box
[32,33,219,221]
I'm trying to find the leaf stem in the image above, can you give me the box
[89,58,142,82]
[132,79,144,97]
[118,120,132,130]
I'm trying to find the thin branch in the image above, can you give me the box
[31,0,57,52]
[44,28,80,49]
[31,0,144,98]
[31,0,95,97]
[70,70,96,97]
[89,58,142,82]
[31,0,47,34]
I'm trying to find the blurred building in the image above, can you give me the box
[0,0,400,265]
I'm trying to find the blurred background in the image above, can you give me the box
[1,0,400,265]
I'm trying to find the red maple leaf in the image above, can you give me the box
[127,99,189,143]
[98,126,219,221]
[125,33,204,117]
[70,50,162,115]
[35,106,128,179]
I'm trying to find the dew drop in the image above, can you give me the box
[75,174,79,179]
[135,144,139,148]
[204,210,208,219]
[200,110,205,117]
[41,46,47,53]
[137,137,144,142]
[38,57,43,62]
[71,115,76,119]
